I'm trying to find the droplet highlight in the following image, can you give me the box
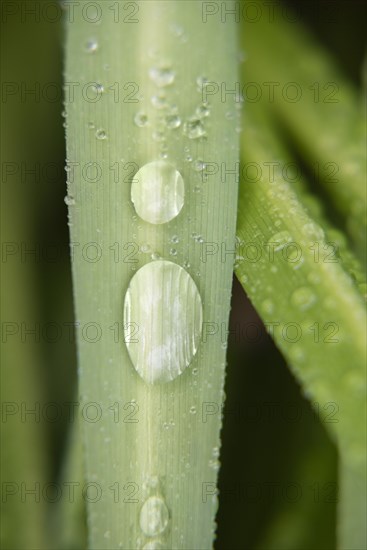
[131,161,184,225]
[124,261,203,384]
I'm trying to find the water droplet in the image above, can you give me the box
[165,114,181,129]
[95,128,107,140]
[151,252,162,261]
[189,405,197,414]
[91,82,104,94]
[268,230,292,252]
[208,459,220,471]
[87,121,95,129]
[262,299,274,315]
[141,244,151,253]
[151,94,168,109]
[152,130,165,142]
[139,496,169,537]
[149,66,175,87]
[196,76,208,90]
[288,346,305,363]
[131,161,184,225]
[212,446,220,458]
[84,39,98,53]
[134,112,148,127]
[170,22,184,37]
[193,159,206,172]
[303,222,325,241]
[169,248,177,256]
[291,287,317,311]
[124,261,203,384]
[183,118,206,139]
[64,195,75,206]
[143,541,165,550]
[195,103,210,118]
[171,235,179,243]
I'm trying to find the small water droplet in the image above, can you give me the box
[170,22,184,37]
[183,118,206,139]
[189,405,197,414]
[84,39,98,53]
[95,128,107,140]
[87,121,95,129]
[262,299,274,315]
[288,346,305,363]
[151,252,162,261]
[124,261,203,384]
[268,230,292,252]
[64,195,75,206]
[91,82,104,94]
[149,66,175,87]
[195,103,210,118]
[165,114,181,129]
[141,244,151,253]
[212,446,220,458]
[152,130,165,142]
[193,159,206,172]
[139,496,169,537]
[134,112,148,127]
[291,287,317,311]
[303,222,325,241]
[171,235,179,243]
[169,248,177,256]
[196,75,208,90]
[131,160,184,225]
[151,94,168,109]
[208,459,220,471]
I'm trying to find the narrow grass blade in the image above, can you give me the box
[236,104,366,549]
[65,1,239,547]
[243,1,366,263]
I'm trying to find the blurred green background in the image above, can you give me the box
[1,1,365,548]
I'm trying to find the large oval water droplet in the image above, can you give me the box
[139,496,169,537]
[124,261,202,384]
[131,161,184,225]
